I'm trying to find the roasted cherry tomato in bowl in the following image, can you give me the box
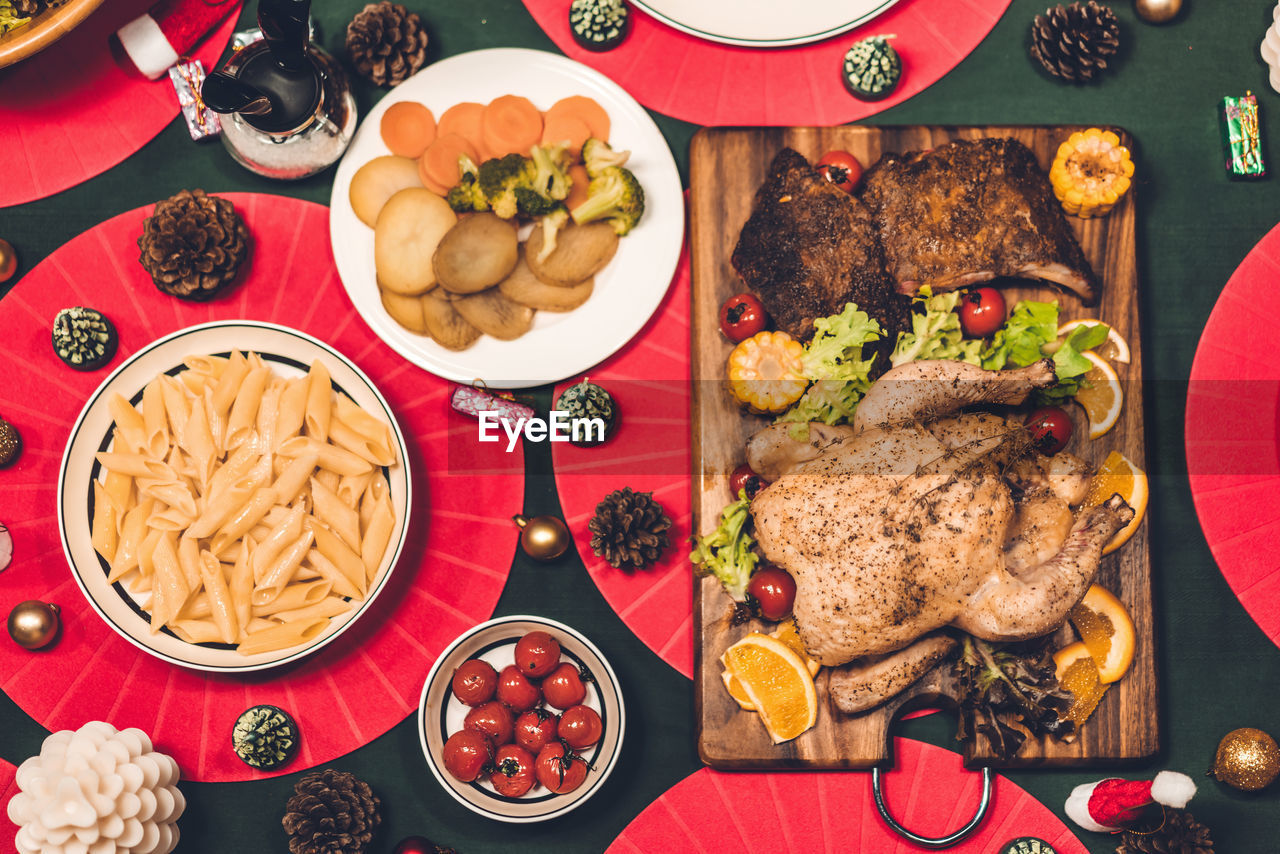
[514,630,561,679]
[490,744,537,797]
[816,150,864,193]
[514,708,560,753]
[746,565,797,621]
[451,659,498,706]
[719,293,767,343]
[464,700,515,746]
[729,464,768,500]
[542,662,588,710]
[442,729,493,783]
[496,665,542,712]
[558,705,603,750]
[958,287,1007,338]
[1025,406,1074,455]
[535,742,589,794]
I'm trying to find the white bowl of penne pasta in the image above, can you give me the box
[57,321,412,672]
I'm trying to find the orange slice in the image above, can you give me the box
[1075,351,1123,439]
[1054,641,1110,729]
[722,621,819,712]
[1069,584,1136,683]
[722,633,818,743]
[1082,450,1148,554]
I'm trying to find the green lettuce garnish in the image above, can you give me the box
[799,303,883,382]
[980,299,1059,370]
[776,380,864,437]
[690,489,758,601]
[892,287,983,367]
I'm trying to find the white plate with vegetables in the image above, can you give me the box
[329,48,685,389]
[628,0,898,47]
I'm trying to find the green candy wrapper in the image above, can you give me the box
[1220,93,1266,179]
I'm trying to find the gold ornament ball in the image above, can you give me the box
[7,601,60,650]
[1210,727,1280,791]
[513,514,570,562]
[1134,0,1181,24]
[0,239,16,284]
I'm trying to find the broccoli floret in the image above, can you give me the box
[581,137,631,177]
[529,143,573,201]
[444,153,489,213]
[514,187,561,217]
[533,207,570,263]
[569,166,645,236]
[477,154,537,219]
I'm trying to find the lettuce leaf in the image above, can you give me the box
[892,288,983,367]
[690,490,758,601]
[1038,322,1110,403]
[980,300,1059,370]
[776,380,864,439]
[799,303,883,382]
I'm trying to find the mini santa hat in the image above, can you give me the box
[114,0,241,80]
[1064,771,1197,833]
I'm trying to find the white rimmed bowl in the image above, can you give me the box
[418,615,625,823]
[57,321,411,672]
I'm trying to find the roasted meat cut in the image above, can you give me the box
[859,137,1100,303]
[731,148,909,366]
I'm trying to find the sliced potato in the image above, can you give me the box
[350,156,423,227]
[453,289,535,340]
[498,252,594,311]
[375,188,457,295]
[433,213,520,294]
[379,287,428,333]
[525,220,619,287]
[421,290,481,350]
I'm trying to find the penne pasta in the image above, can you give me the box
[96,452,173,481]
[200,550,238,644]
[225,364,270,450]
[270,596,351,625]
[171,619,227,645]
[278,436,373,477]
[310,520,367,597]
[303,548,361,600]
[210,487,277,556]
[253,502,306,583]
[361,476,395,581]
[141,379,169,460]
[150,533,191,631]
[252,528,315,607]
[176,536,203,594]
[91,482,118,563]
[275,375,310,450]
[310,476,361,550]
[337,471,373,509]
[251,577,330,616]
[270,451,319,507]
[159,374,190,444]
[107,394,148,455]
[304,360,332,442]
[237,618,329,656]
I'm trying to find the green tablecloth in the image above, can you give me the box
[2,1,1278,851]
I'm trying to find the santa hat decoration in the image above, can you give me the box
[1064,771,1197,833]
[114,0,241,80]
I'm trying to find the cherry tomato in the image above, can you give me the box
[816,150,864,193]
[496,665,542,712]
[464,700,514,746]
[514,708,560,753]
[719,293,768,343]
[1025,406,1074,455]
[535,742,589,794]
[558,705,603,749]
[958,287,1007,338]
[442,729,493,783]
[514,630,562,679]
[541,662,588,710]
[490,744,537,797]
[451,659,498,706]
[746,565,797,621]
[729,464,768,500]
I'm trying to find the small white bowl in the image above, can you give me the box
[57,321,411,672]
[419,615,625,823]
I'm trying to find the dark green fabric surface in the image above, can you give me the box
[2,0,1278,851]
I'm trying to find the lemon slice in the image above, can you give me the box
[1069,584,1136,683]
[1075,351,1123,439]
[1057,319,1131,365]
[723,633,818,743]
[1082,450,1148,554]
[722,621,820,712]
[1053,641,1110,729]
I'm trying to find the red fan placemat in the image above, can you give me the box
[0,0,241,208]
[521,0,1012,127]
[607,738,1087,853]
[551,243,693,678]
[1186,222,1280,649]
[0,194,524,781]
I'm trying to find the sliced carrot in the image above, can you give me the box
[481,95,544,158]
[545,95,610,143]
[540,113,592,161]
[380,102,436,159]
[565,164,590,212]
[419,133,478,196]
[437,101,485,154]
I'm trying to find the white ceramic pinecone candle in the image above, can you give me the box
[7,721,185,854]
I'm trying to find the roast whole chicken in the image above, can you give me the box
[747,359,1133,713]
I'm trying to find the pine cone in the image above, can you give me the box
[282,769,381,854]
[1116,809,1214,854]
[346,2,429,87]
[137,189,249,301]
[1029,1,1120,82]
[588,487,672,570]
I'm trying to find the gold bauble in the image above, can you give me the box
[513,514,570,562]
[1210,727,1280,791]
[1134,0,1181,24]
[7,601,60,650]
[0,239,16,284]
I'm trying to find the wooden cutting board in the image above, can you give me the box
[690,126,1155,769]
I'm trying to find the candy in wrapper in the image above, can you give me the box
[450,384,536,430]
[1219,92,1265,179]
[169,59,221,142]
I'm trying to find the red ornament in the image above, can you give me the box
[392,837,435,854]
